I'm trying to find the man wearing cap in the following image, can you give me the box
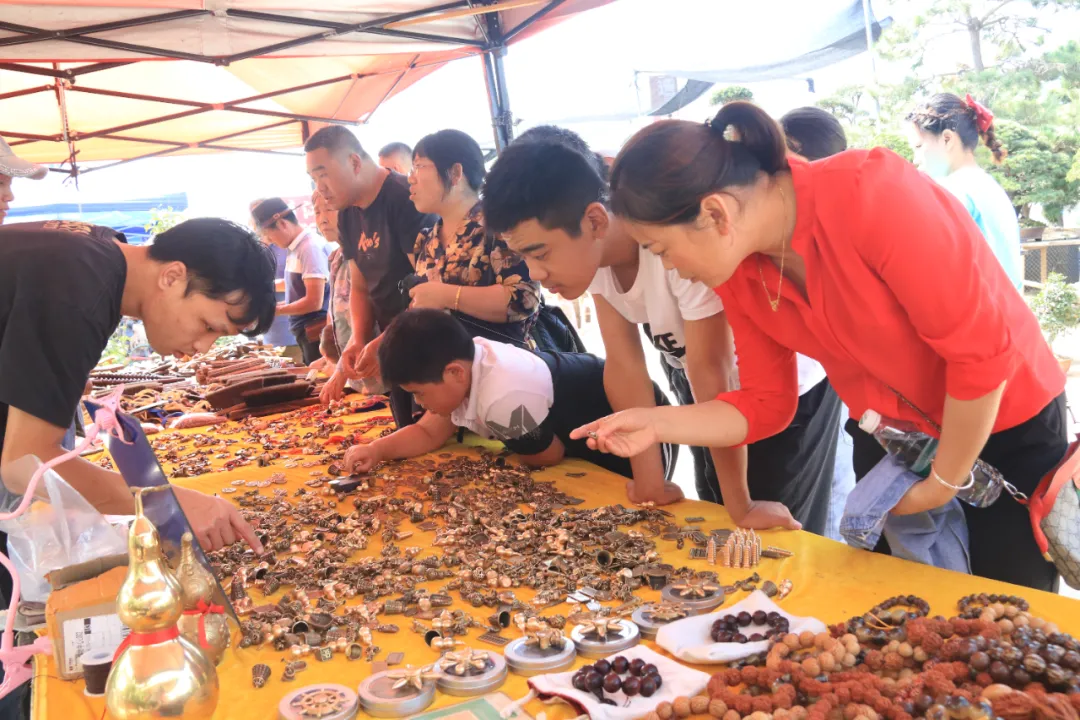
[0,135,48,223]
[250,198,330,365]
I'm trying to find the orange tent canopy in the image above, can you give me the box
[0,0,611,171]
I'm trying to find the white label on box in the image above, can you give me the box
[61,614,131,675]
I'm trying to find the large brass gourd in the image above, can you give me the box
[105,487,219,719]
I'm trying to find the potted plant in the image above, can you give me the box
[1031,272,1080,373]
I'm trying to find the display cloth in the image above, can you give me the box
[29,400,1080,720]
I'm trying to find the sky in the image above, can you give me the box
[9,0,1080,224]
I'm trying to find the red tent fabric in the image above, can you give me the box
[0,0,611,167]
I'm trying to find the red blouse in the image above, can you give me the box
[716,149,1064,445]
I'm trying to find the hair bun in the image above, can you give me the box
[710,101,788,175]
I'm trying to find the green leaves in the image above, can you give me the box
[1031,272,1080,345]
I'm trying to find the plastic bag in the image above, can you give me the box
[0,455,128,602]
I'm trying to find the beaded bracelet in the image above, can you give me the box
[711,610,790,643]
[956,593,1030,620]
[572,655,663,705]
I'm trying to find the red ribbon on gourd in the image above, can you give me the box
[181,599,225,649]
[112,626,181,662]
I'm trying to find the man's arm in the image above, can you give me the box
[277,278,326,316]
[345,411,456,472]
[1,406,134,513]
[515,435,566,469]
[593,296,671,503]
[1,407,264,551]
[348,262,376,347]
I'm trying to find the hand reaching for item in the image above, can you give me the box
[571,408,659,458]
[355,337,382,381]
[338,341,363,381]
[344,443,382,474]
[408,281,452,310]
[319,368,348,405]
[173,486,264,553]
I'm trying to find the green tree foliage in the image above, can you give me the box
[819,4,1080,223]
[710,86,754,106]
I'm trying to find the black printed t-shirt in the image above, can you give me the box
[337,172,437,331]
[0,221,127,458]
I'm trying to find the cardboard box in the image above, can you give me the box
[45,553,127,591]
[45,566,129,680]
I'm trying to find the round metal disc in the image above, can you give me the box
[503,636,578,676]
[660,584,726,614]
[436,652,508,696]
[631,606,687,641]
[279,683,359,720]
[569,620,641,658]
[357,671,437,718]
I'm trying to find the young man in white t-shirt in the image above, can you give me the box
[482,135,843,534]
[342,309,676,483]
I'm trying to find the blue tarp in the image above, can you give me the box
[5,192,189,245]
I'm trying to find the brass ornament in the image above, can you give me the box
[387,664,442,692]
[175,532,230,666]
[105,487,220,720]
[644,602,689,622]
[669,576,721,599]
[438,647,491,676]
[252,663,271,689]
[577,616,624,639]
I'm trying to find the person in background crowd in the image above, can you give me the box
[907,93,1023,292]
[0,135,47,224]
[251,198,330,365]
[779,107,847,161]
[486,135,838,522]
[343,309,675,482]
[405,129,540,346]
[378,142,413,177]
[248,198,302,363]
[305,126,436,427]
[779,107,856,542]
[572,101,1066,591]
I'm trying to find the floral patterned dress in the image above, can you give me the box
[412,203,540,325]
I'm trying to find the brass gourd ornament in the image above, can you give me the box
[175,532,230,665]
[105,487,219,719]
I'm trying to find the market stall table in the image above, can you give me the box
[30,401,1080,720]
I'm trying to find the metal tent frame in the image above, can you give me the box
[0,0,569,176]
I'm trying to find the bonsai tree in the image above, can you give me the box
[1031,272,1080,351]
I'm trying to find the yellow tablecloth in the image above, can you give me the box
[32,402,1080,720]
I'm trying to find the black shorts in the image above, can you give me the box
[524,351,677,481]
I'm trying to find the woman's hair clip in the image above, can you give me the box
[704,117,741,142]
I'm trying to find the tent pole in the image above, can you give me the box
[861,0,881,118]
[481,8,513,153]
[482,50,511,152]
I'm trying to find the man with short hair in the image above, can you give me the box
[251,197,330,365]
[0,135,47,224]
[484,135,841,524]
[0,217,275,558]
[305,126,435,427]
[377,141,413,176]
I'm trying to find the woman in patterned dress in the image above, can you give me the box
[406,129,540,345]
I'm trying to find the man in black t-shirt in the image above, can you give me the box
[0,219,276,561]
[305,126,436,426]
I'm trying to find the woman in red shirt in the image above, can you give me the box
[575,102,1066,591]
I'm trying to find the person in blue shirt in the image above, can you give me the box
[251,197,330,364]
[907,93,1023,292]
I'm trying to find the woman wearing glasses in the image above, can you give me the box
[405,129,540,346]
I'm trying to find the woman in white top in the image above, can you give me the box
[907,93,1023,292]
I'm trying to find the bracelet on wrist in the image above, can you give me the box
[930,461,975,491]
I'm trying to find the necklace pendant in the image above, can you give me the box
[768,299,780,312]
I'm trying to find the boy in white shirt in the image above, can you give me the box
[343,309,676,484]
[482,135,842,533]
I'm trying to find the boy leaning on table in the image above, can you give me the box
[343,308,678,497]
